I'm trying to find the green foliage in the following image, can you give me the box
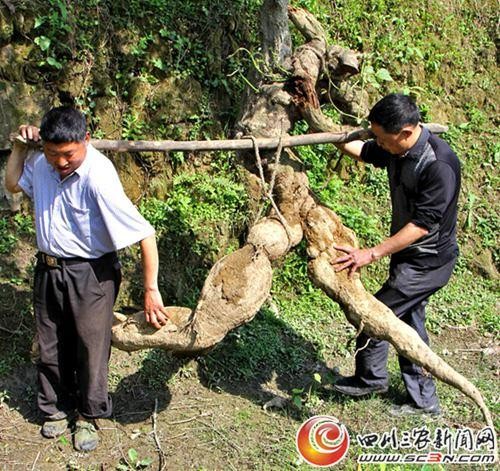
[0,214,35,255]
[140,172,247,244]
[116,448,153,470]
[428,267,499,333]
[442,107,499,265]
[121,111,147,140]
[0,335,32,376]
[309,0,497,103]
[33,0,72,71]
[138,170,248,305]
[27,0,262,104]
[0,217,17,255]
[12,213,35,236]
[290,372,323,410]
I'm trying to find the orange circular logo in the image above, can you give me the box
[296,415,350,467]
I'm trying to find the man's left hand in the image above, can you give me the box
[331,245,374,278]
[144,288,170,329]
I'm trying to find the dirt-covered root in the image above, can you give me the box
[112,244,273,353]
[112,307,195,352]
[189,244,273,348]
[247,217,302,259]
[304,205,494,427]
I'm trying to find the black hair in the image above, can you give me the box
[368,93,421,134]
[40,106,87,143]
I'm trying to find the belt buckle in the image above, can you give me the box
[45,255,59,267]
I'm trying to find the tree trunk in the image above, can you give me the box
[261,0,292,69]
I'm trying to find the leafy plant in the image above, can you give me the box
[13,213,35,236]
[291,373,323,409]
[140,172,248,247]
[0,217,18,255]
[116,448,153,470]
[33,0,72,70]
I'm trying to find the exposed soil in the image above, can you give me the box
[0,321,497,470]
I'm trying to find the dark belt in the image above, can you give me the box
[37,251,116,268]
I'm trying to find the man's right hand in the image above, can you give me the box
[18,125,41,143]
[5,125,39,193]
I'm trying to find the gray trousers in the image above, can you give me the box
[34,252,121,420]
[355,256,456,409]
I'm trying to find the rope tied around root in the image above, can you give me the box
[248,127,294,252]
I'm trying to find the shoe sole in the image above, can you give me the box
[389,406,441,417]
[74,442,98,452]
[74,422,99,452]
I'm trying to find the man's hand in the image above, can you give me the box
[5,124,41,194]
[144,288,170,329]
[18,125,41,143]
[139,235,169,329]
[331,245,375,278]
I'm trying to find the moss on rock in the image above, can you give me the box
[0,81,52,149]
[0,6,13,44]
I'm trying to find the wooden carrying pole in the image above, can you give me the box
[11,123,448,152]
[91,123,447,152]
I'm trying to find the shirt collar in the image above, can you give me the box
[404,125,430,159]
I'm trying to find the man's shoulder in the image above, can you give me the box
[27,149,51,181]
[86,145,122,192]
[87,145,119,176]
[426,134,461,177]
[361,140,392,167]
[30,149,47,166]
[428,133,459,160]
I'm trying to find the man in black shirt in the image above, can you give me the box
[332,93,460,416]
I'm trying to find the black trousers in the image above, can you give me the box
[33,253,121,420]
[355,256,456,409]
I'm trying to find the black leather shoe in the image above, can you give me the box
[332,375,388,397]
[389,403,441,417]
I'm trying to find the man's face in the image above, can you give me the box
[371,122,415,156]
[43,133,90,178]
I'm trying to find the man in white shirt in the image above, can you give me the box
[5,106,169,451]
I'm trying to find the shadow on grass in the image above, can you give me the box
[109,302,340,426]
[195,307,333,420]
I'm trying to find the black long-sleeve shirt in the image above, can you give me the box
[361,126,461,267]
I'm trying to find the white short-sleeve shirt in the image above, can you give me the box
[18,144,154,258]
